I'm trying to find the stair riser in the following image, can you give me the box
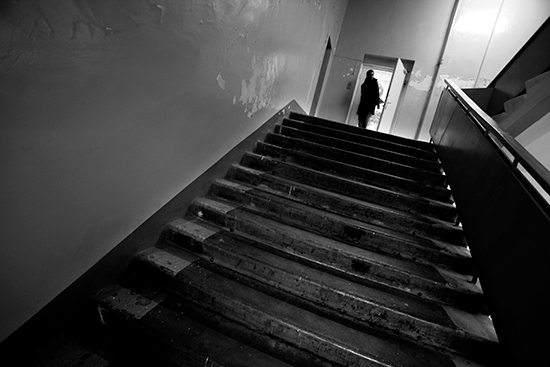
[206,182,472,274]
[250,144,454,206]
[130,247,462,366]
[165,219,448,301]
[186,201,481,311]
[160,292,336,367]
[226,165,465,246]
[275,124,443,174]
[240,153,456,222]
[172,265,389,367]
[281,118,439,162]
[96,286,291,367]
[163,226,488,355]
[265,133,447,187]
[288,112,435,152]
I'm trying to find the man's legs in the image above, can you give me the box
[358,114,367,129]
[366,111,373,127]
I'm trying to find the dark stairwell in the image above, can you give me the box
[28,110,503,367]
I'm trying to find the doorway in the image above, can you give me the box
[346,55,413,134]
[310,37,333,116]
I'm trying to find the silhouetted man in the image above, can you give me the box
[357,69,381,129]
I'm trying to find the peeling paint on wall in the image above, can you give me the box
[409,71,433,92]
[239,53,284,118]
[211,0,271,28]
[216,73,226,90]
[436,74,476,89]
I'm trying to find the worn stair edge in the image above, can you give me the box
[127,248,355,367]
[226,164,467,247]
[186,199,486,312]
[160,219,498,358]
[288,112,436,153]
[252,142,454,205]
[281,117,439,163]
[275,122,443,174]
[240,152,458,223]
[264,132,447,188]
[132,250,461,367]
[206,179,473,274]
[96,283,295,367]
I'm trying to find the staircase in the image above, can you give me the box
[33,112,501,367]
[493,70,550,137]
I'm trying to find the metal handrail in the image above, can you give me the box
[445,79,550,195]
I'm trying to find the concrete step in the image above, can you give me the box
[207,179,472,273]
[189,189,473,275]
[503,94,527,115]
[492,112,507,124]
[239,152,457,222]
[289,112,436,153]
[128,248,469,367]
[162,219,495,359]
[96,282,295,367]
[282,117,439,162]
[264,132,448,187]
[171,211,483,312]
[277,120,443,173]
[525,70,550,95]
[253,142,453,205]
[226,164,466,246]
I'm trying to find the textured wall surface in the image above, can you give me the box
[0,0,348,342]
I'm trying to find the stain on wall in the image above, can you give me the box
[0,0,348,342]
[409,71,433,92]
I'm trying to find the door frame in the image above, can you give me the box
[310,37,333,116]
[346,54,414,133]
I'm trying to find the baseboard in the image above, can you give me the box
[0,100,305,356]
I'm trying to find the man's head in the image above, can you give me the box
[366,69,374,80]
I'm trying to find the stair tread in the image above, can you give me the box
[277,121,443,173]
[282,117,439,162]
[162,218,498,353]
[254,141,453,205]
[163,221,453,326]
[97,283,294,367]
[207,179,472,273]
[193,192,472,274]
[227,163,466,246]
[240,152,457,222]
[187,198,484,310]
[170,260,458,367]
[215,176,466,255]
[525,70,550,95]
[265,132,447,187]
[288,112,435,152]
[156,239,497,360]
